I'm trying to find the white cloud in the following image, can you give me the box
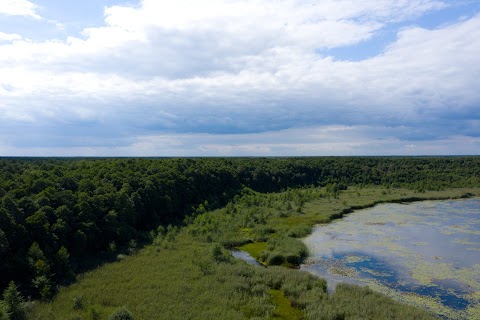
[0,31,22,41]
[0,0,41,19]
[0,0,479,155]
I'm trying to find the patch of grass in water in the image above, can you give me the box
[239,242,267,261]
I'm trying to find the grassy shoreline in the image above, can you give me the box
[239,187,479,268]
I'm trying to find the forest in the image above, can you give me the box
[0,156,479,319]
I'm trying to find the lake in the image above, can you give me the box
[301,198,480,319]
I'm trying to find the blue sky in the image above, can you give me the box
[1,0,479,156]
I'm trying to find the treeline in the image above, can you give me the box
[0,156,479,298]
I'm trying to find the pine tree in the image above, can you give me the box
[2,281,26,320]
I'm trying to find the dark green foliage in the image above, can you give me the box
[0,156,479,297]
[109,307,133,320]
[0,302,9,320]
[54,247,74,284]
[31,275,52,301]
[0,229,8,258]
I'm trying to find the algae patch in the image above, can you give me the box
[301,198,480,319]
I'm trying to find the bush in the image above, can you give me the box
[210,244,230,263]
[109,306,134,320]
[286,254,302,265]
[72,295,84,310]
[127,240,137,255]
[266,252,284,265]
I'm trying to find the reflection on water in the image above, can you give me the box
[301,198,480,319]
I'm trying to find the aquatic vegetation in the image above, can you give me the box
[302,199,480,319]
[344,254,369,264]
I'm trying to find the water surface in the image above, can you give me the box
[231,249,262,266]
[301,198,480,319]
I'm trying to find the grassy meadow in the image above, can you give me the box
[29,186,479,319]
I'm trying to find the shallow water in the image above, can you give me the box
[301,198,480,319]
[231,249,262,266]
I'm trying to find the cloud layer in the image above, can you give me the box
[0,0,41,19]
[0,0,479,155]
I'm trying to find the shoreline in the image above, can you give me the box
[238,188,479,268]
[327,191,478,223]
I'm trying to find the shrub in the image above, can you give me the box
[266,252,284,265]
[127,240,137,255]
[286,254,301,265]
[89,306,101,320]
[109,306,134,320]
[210,244,230,263]
[72,295,84,310]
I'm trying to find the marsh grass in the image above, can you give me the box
[269,290,303,319]
[31,234,265,319]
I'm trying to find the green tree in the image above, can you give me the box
[0,302,10,320]
[54,246,74,283]
[2,281,26,320]
[27,242,49,276]
[32,275,52,301]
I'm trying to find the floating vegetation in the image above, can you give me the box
[467,247,480,251]
[302,198,480,319]
[329,265,357,277]
[413,242,429,246]
[359,267,392,278]
[365,221,388,226]
[344,254,369,264]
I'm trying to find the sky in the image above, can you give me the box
[0,0,480,156]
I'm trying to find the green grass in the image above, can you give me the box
[29,187,479,319]
[31,234,273,320]
[238,242,267,261]
[269,290,303,320]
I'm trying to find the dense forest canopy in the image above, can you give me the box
[0,156,479,298]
